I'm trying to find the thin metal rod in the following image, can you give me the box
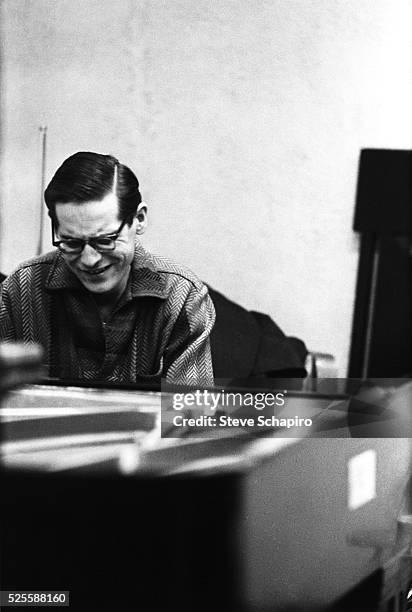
[37,126,48,256]
[361,238,380,379]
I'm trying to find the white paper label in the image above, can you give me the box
[348,449,377,510]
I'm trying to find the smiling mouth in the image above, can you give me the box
[81,264,112,276]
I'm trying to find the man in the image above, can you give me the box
[0,152,215,385]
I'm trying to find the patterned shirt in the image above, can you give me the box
[0,244,215,386]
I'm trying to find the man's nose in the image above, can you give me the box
[79,244,102,267]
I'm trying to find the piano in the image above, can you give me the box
[1,347,412,611]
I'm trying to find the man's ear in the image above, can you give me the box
[135,202,148,234]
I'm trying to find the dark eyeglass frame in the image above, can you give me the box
[52,217,130,255]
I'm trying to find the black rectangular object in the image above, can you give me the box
[0,470,241,612]
[354,149,412,235]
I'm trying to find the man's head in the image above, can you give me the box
[45,152,147,300]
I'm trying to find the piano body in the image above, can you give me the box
[1,376,412,612]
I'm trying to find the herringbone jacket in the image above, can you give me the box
[0,245,215,386]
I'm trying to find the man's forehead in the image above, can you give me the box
[55,193,121,235]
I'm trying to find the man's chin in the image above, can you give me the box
[78,275,114,294]
[77,274,127,301]
[75,267,112,288]
[72,265,129,300]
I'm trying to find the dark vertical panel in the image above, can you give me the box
[349,149,412,378]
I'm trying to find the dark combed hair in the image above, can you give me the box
[44,151,142,225]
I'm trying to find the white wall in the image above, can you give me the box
[1,0,412,375]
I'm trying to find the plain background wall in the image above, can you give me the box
[1,0,412,375]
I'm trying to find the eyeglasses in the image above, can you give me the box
[52,217,130,255]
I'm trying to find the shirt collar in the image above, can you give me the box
[45,242,169,299]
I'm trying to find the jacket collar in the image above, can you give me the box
[45,243,169,299]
